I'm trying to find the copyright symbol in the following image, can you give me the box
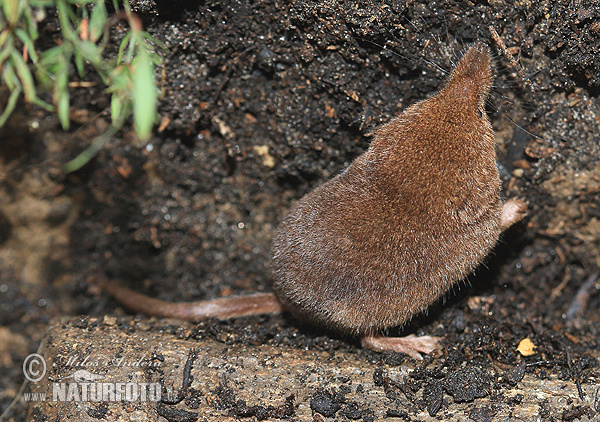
[23,353,47,383]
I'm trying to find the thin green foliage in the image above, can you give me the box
[62,123,117,173]
[0,0,165,171]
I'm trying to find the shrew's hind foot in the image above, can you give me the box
[361,334,441,360]
[500,198,527,231]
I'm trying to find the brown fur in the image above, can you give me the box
[271,43,504,335]
[105,44,526,344]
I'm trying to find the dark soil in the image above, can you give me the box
[1,0,599,420]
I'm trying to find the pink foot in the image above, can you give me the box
[361,334,441,360]
[500,198,527,231]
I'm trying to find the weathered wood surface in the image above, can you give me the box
[25,317,600,421]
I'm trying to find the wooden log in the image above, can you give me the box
[25,317,599,421]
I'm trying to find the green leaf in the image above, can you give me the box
[110,94,122,125]
[55,55,70,129]
[32,96,54,111]
[0,28,12,48]
[15,28,39,63]
[74,50,84,76]
[2,60,18,90]
[0,88,20,126]
[65,0,96,5]
[21,6,39,40]
[117,32,132,64]
[88,0,107,43]
[0,35,13,64]
[132,48,156,141]
[39,45,65,65]
[55,0,77,42]
[62,125,117,173]
[0,0,163,157]
[10,49,36,102]
[29,0,54,7]
[57,87,70,129]
[141,32,167,51]
[1,0,20,26]
[77,39,103,65]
